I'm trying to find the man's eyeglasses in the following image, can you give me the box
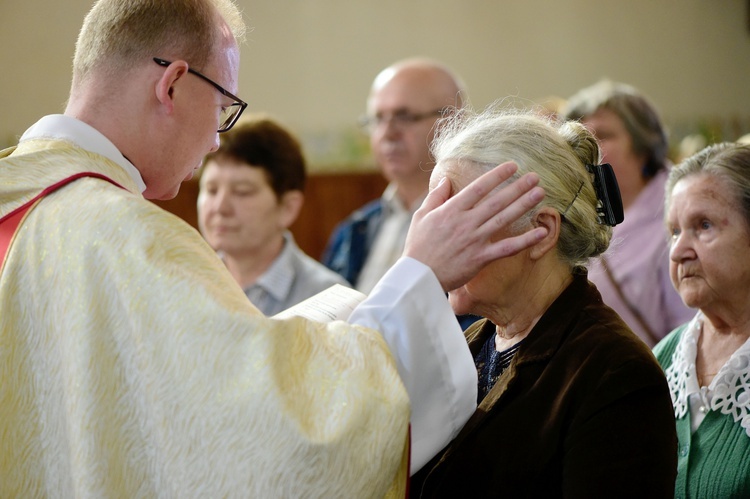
[153,57,247,133]
[358,108,447,134]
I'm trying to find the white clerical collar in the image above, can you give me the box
[20,114,147,193]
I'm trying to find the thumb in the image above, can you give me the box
[419,177,450,214]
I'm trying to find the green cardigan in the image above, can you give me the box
[654,325,750,498]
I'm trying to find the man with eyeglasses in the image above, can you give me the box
[323,58,480,329]
[0,1,546,497]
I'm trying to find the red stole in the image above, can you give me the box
[0,172,124,271]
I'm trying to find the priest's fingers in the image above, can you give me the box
[472,173,544,243]
[423,187,546,292]
[481,226,549,267]
[404,164,546,292]
[434,161,519,213]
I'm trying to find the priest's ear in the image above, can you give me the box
[154,59,189,114]
[278,190,304,229]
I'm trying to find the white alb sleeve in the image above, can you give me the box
[348,256,477,473]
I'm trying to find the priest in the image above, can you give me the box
[0,0,546,497]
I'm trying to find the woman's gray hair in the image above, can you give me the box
[431,105,612,271]
[563,79,668,179]
[666,142,750,227]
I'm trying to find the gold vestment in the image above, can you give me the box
[0,139,409,497]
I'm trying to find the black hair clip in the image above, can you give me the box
[586,163,624,226]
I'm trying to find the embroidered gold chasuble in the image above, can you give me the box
[0,139,409,497]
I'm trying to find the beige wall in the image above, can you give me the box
[2,0,749,168]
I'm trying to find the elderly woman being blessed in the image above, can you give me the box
[410,108,678,498]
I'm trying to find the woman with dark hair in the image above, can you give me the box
[198,115,349,315]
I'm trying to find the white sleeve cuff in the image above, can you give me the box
[349,257,477,472]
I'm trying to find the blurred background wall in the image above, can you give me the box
[2,0,749,170]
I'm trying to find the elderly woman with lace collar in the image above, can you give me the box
[654,142,750,497]
[410,107,678,498]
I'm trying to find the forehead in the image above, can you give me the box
[206,36,241,93]
[201,158,269,185]
[582,108,625,131]
[670,174,736,213]
[430,160,477,190]
[368,67,454,113]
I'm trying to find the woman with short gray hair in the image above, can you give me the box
[654,142,750,497]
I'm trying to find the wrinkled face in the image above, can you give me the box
[151,33,242,200]
[430,160,529,316]
[448,244,530,318]
[367,71,443,186]
[583,108,645,184]
[667,174,750,314]
[197,159,288,258]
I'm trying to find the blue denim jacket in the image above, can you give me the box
[322,198,384,286]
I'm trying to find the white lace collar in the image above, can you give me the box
[665,313,750,437]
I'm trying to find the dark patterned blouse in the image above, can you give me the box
[475,333,523,404]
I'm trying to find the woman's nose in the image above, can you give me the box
[215,190,233,214]
[669,231,693,262]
